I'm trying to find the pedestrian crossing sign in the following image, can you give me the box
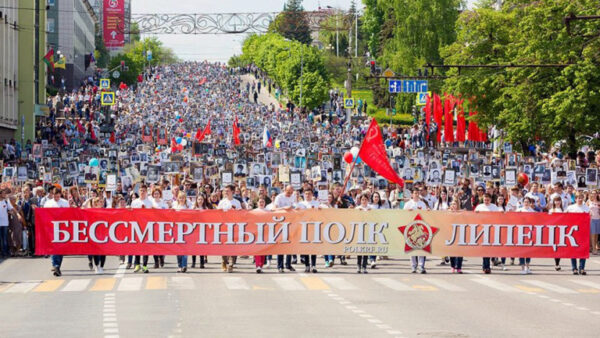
[100,79,110,89]
[101,92,115,106]
[344,98,355,109]
[416,91,431,106]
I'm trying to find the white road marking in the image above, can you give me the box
[321,277,357,290]
[61,279,91,292]
[373,278,414,291]
[113,264,126,279]
[377,324,392,329]
[272,277,304,290]
[570,280,600,290]
[522,280,577,294]
[368,319,383,324]
[421,278,466,292]
[222,277,249,290]
[170,277,195,290]
[117,277,142,291]
[470,277,521,292]
[5,281,40,293]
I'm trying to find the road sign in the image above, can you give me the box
[101,92,116,106]
[382,68,395,78]
[388,80,428,93]
[344,98,355,109]
[416,91,432,106]
[99,78,110,89]
[112,71,120,79]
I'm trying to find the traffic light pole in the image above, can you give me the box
[346,59,352,125]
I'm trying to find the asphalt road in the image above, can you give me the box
[1,255,599,338]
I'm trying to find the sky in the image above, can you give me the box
[132,0,477,63]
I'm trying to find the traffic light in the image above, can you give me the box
[120,61,125,71]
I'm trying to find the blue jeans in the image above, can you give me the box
[325,255,335,263]
[482,257,491,269]
[0,226,8,256]
[571,259,586,270]
[177,255,188,268]
[519,258,531,265]
[51,255,63,268]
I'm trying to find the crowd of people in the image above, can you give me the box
[0,61,598,278]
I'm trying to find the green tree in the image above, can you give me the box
[239,33,329,109]
[108,53,142,86]
[94,25,110,68]
[268,0,312,45]
[441,0,600,153]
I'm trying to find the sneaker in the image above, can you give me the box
[221,262,227,272]
[451,268,456,273]
[362,267,368,274]
[256,267,262,273]
[510,258,515,265]
[97,266,104,274]
[126,263,132,270]
[287,266,296,272]
[227,266,233,273]
[324,261,330,268]
[311,266,317,273]
[182,267,187,273]
[521,269,528,275]
[133,265,141,273]
[154,263,159,269]
[579,269,586,276]
[88,262,93,270]
[142,266,149,273]
[573,269,579,275]
[304,266,310,273]
[456,269,463,274]
[502,264,507,271]
[265,260,271,268]
[484,268,491,274]
[177,268,182,273]
[370,261,376,269]
[278,268,284,273]
[52,267,59,277]
[555,265,561,271]
[191,263,196,268]
[411,268,417,273]
[526,267,532,274]
[356,268,362,273]
[420,269,427,274]
[199,263,205,269]
[329,261,335,267]
[340,258,347,266]
[291,257,298,264]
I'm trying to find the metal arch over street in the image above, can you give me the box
[121,10,356,35]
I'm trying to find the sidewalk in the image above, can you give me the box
[240,74,280,107]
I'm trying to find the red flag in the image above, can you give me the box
[357,119,404,188]
[137,74,143,83]
[205,119,211,136]
[171,137,177,152]
[468,110,480,142]
[424,94,431,140]
[62,133,68,146]
[433,93,443,143]
[232,116,241,145]
[109,132,116,144]
[444,94,455,143]
[195,127,204,142]
[456,98,466,142]
[77,120,86,134]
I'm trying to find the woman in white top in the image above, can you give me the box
[548,196,564,271]
[191,193,211,269]
[173,192,191,273]
[355,193,371,273]
[434,190,450,211]
[448,200,464,273]
[565,192,590,275]
[151,187,167,268]
[587,190,600,255]
[474,193,500,274]
[296,190,323,273]
[516,197,535,274]
[368,192,387,268]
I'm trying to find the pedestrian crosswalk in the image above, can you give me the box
[0,275,599,295]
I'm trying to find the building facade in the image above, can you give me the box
[90,0,132,55]
[47,0,97,91]
[0,0,19,140]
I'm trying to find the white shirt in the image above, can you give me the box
[151,198,168,209]
[43,198,69,209]
[403,199,428,210]
[565,203,590,213]
[274,193,296,209]
[172,200,192,210]
[217,198,242,211]
[131,197,153,209]
[0,199,14,226]
[506,195,521,211]
[517,206,535,212]
[474,203,500,212]
[296,200,322,209]
[550,192,570,210]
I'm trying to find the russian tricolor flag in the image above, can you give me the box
[262,126,272,148]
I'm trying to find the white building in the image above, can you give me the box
[0,0,19,139]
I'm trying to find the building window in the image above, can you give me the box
[47,18,55,32]
[47,0,55,6]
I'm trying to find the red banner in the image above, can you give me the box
[103,0,125,50]
[358,119,404,187]
[35,208,589,258]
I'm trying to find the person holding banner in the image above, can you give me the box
[474,193,500,274]
[565,192,589,275]
[253,197,269,273]
[448,199,464,273]
[355,193,373,273]
[43,187,69,277]
[295,189,325,273]
[173,192,192,273]
[587,190,600,256]
[273,185,297,273]
[131,185,152,273]
[217,185,241,273]
[516,197,536,274]
[151,188,168,269]
[548,196,565,271]
[192,193,211,269]
[403,189,429,274]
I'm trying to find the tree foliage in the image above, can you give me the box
[441,0,600,153]
[240,33,329,109]
[268,0,312,45]
[361,0,462,114]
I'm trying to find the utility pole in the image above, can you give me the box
[336,12,339,57]
[300,44,304,111]
[355,11,358,58]
[346,58,352,125]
